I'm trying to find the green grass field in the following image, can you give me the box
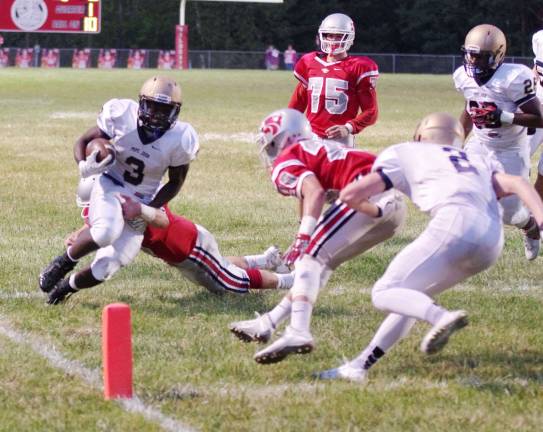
[0,69,542,431]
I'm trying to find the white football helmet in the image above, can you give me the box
[256,108,312,167]
[318,13,355,55]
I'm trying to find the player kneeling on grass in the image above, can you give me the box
[314,112,543,383]
[229,108,405,364]
[55,176,293,303]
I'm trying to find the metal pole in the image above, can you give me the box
[180,0,187,25]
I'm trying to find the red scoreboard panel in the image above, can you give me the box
[0,0,101,34]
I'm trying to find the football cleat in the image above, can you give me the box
[313,363,367,383]
[229,312,274,343]
[523,232,540,261]
[262,245,291,274]
[420,310,468,355]
[254,326,314,364]
[39,253,77,293]
[47,279,78,305]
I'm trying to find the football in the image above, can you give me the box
[86,137,115,164]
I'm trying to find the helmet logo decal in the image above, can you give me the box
[261,114,283,136]
[153,93,172,103]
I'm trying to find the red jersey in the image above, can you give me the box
[142,206,198,264]
[288,51,379,137]
[271,140,376,197]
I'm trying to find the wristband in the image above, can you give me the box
[299,215,317,236]
[140,204,157,222]
[499,111,514,124]
[344,123,354,134]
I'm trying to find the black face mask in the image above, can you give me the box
[462,49,499,85]
[138,97,181,134]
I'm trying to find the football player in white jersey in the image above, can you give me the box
[39,76,199,304]
[529,29,543,200]
[314,112,543,383]
[453,24,543,260]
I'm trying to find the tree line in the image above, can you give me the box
[3,0,543,56]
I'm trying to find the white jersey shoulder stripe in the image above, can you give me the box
[271,159,306,183]
[356,70,379,84]
[294,70,308,87]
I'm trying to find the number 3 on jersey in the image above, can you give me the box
[308,77,348,115]
[123,156,145,185]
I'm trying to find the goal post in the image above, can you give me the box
[176,0,283,69]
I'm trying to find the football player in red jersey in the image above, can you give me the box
[229,109,405,364]
[54,176,293,303]
[288,13,379,148]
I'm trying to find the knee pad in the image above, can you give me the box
[291,255,328,303]
[90,221,123,247]
[90,256,122,281]
[371,289,389,312]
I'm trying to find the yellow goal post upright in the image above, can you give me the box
[176,0,283,69]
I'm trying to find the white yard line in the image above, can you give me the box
[0,316,195,432]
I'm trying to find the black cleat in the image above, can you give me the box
[47,279,78,305]
[39,254,77,293]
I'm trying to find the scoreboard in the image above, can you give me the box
[0,0,101,34]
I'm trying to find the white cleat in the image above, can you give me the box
[263,245,290,273]
[254,326,314,364]
[421,310,468,355]
[313,363,367,383]
[229,312,274,343]
[523,234,540,261]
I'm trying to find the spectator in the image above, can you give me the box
[284,44,297,70]
[265,45,280,70]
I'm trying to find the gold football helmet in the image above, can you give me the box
[138,76,182,132]
[413,112,465,147]
[462,24,506,83]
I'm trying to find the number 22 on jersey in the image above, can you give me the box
[308,77,349,115]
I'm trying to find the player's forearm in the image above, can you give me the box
[288,82,308,113]
[495,173,543,227]
[149,182,182,208]
[340,172,386,214]
[348,89,378,134]
[511,112,543,128]
[140,204,169,228]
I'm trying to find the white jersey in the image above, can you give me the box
[374,142,503,216]
[533,30,543,99]
[97,98,199,203]
[453,63,536,150]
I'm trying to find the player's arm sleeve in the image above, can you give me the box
[288,82,308,113]
[96,99,121,137]
[171,124,200,167]
[372,147,408,193]
[347,68,379,134]
[271,163,313,198]
[507,68,537,106]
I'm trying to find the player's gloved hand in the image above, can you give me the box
[120,195,142,220]
[283,233,311,267]
[470,105,502,128]
[78,150,113,178]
